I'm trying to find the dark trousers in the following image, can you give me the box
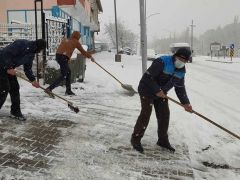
[132,96,170,142]
[48,54,71,91]
[0,71,21,113]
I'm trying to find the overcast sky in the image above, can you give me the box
[97,0,240,41]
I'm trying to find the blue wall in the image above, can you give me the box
[51,6,93,49]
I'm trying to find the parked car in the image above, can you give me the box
[119,47,134,55]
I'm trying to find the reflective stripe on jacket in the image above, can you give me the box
[138,55,190,104]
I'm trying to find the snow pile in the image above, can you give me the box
[46,59,60,69]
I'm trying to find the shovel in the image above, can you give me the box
[94,61,137,93]
[16,72,79,113]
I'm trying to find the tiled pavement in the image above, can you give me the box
[0,112,195,180]
[0,116,76,179]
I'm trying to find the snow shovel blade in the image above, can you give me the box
[121,84,137,93]
[68,103,79,113]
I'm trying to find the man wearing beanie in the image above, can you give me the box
[131,47,193,153]
[45,31,95,96]
[0,39,46,121]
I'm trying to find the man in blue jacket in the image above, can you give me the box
[0,39,46,121]
[131,47,193,153]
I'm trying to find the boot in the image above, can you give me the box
[157,138,175,152]
[44,88,55,98]
[10,111,26,121]
[131,136,144,153]
[65,90,76,96]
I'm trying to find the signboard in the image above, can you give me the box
[210,44,221,51]
[210,42,221,59]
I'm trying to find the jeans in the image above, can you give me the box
[48,54,71,91]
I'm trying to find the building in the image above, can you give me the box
[0,0,103,50]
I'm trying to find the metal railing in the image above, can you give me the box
[0,24,42,48]
[0,16,67,82]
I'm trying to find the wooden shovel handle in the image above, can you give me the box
[167,96,240,140]
[94,61,123,85]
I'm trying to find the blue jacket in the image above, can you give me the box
[0,39,37,81]
[138,55,190,104]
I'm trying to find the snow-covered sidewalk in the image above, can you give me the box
[0,52,240,179]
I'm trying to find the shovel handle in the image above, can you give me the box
[192,110,240,140]
[94,61,123,85]
[16,72,73,105]
[167,96,240,140]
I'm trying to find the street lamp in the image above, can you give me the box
[114,0,121,62]
[139,0,147,74]
[146,13,161,20]
[139,0,161,74]
[145,13,162,44]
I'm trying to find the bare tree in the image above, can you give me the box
[150,15,240,56]
[104,20,138,50]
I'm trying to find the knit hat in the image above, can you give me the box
[174,47,191,60]
[36,39,46,51]
[71,31,81,40]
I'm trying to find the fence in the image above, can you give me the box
[0,15,86,85]
[0,23,43,76]
[0,15,68,83]
[0,23,41,48]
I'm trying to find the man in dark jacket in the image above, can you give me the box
[131,47,193,153]
[0,39,46,121]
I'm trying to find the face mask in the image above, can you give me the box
[174,58,185,69]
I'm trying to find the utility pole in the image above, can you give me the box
[190,20,196,56]
[139,0,147,74]
[114,0,119,53]
[114,0,121,62]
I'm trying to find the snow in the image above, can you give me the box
[1,52,240,179]
[46,59,60,69]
